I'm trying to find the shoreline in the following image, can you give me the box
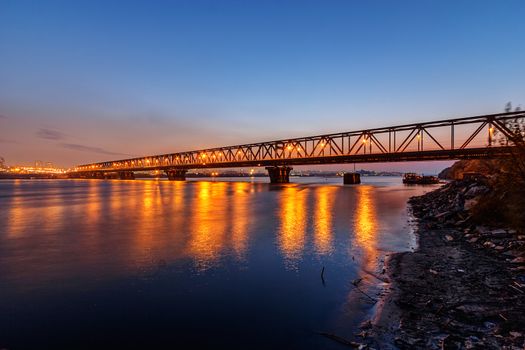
[368,180,525,349]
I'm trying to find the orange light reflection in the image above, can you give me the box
[313,186,336,256]
[278,186,308,270]
[188,182,228,271]
[353,185,378,273]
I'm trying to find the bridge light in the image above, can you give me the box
[417,133,421,139]
[287,145,293,151]
[362,138,367,143]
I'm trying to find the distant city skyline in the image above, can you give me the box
[1,1,524,173]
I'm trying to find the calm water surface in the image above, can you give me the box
[0,177,438,349]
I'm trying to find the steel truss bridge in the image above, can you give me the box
[71,111,524,182]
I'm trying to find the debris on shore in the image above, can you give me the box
[370,178,525,349]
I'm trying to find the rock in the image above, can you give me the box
[464,185,489,198]
[511,257,525,263]
[435,212,449,219]
[491,229,507,235]
[468,237,479,243]
[483,241,496,249]
[445,235,454,242]
[483,321,496,331]
[476,226,491,235]
[464,198,479,210]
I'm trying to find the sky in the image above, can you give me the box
[1,0,524,172]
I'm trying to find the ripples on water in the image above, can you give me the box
[0,177,438,349]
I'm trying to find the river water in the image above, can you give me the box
[0,177,438,349]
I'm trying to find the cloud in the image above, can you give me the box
[60,143,130,156]
[0,114,7,119]
[0,138,16,143]
[37,128,67,140]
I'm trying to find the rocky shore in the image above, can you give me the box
[369,179,525,349]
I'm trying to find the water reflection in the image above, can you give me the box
[278,186,308,270]
[5,181,27,238]
[230,182,250,262]
[313,186,336,256]
[353,185,379,272]
[188,182,228,271]
[0,178,438,349]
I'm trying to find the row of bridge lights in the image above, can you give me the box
[76,140,332,170]
[78,136,372,171]
[76,136,380,171]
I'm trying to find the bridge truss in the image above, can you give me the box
[73,111,525,173]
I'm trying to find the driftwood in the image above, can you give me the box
[317,331,361,348]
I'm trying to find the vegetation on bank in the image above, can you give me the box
[439,108,525,231]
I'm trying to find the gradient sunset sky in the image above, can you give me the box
[1,0,524,172]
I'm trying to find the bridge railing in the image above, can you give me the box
[73,111,525,172]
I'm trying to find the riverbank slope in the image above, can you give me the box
[371,179,525,349]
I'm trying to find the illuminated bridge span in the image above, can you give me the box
[71,111,524,183]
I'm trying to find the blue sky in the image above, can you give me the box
[1,0,524,171]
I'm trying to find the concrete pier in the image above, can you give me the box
[118,171,135,180]
[166,169,188,181]
[343,172,361,184]
[266,166,292,184]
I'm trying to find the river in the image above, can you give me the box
[0,177,439,349]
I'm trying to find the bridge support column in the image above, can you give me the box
[166,169,187,181]
[343,172,361,185]
[118,171,135,180]
[91,172,105,179]
[266,166,292,184]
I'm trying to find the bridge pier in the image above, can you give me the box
[266,166,292,184]
[89,171,105,179]
[343,172,361,185]
[118,171,135,180]
[166,169,187,181]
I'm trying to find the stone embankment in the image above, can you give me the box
[370,179,525,349]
